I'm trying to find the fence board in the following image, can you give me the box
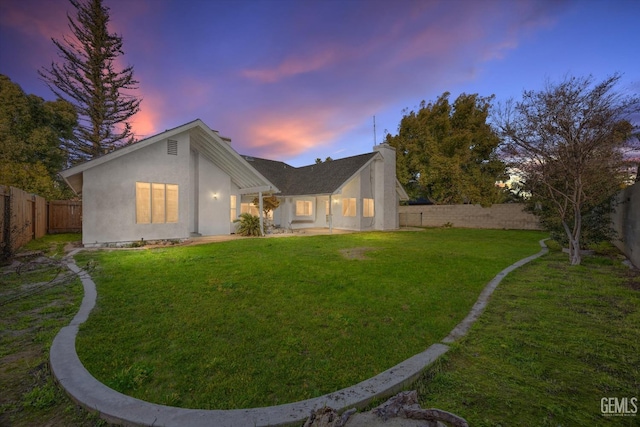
[0,186,57,258]
[35,195,47,239]
[1,186,8,255]
[48,200,82,233]
[10,186,34,250]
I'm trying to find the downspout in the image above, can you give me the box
[259,191,264,236]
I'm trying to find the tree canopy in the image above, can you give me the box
[252,194,281,218]
[385,92,507,205]
[39,0,141,164]
[0,75,77,199]
[315,157,333,164]
[495,74,639,265]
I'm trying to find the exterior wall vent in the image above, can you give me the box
[167,140,178,155]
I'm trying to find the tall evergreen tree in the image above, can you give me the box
[39,0,141,164]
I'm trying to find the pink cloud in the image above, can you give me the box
[0,0,68,40]
[126,74,218,141]
[178,78,215,111]
[241,49,339,83]
[480,2,560,62]
[240,107,357,158]
[127,76,165,140]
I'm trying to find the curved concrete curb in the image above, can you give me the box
[51,240,548,426]
[443,238,549,344]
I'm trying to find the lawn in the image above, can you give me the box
[416,243,640,426]
[73,228,546,410]
[0,233,106,426]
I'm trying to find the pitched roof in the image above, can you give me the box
[59,119,276,195]
[242,153,378,196]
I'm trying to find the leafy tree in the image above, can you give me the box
[495,74,639,265]
[252,194,280,218]
[385,92,507,205]
[0,75,77,199]
[39,0,141,164]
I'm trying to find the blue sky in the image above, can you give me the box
[1,0,638,166]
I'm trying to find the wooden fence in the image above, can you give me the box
[48,200,82,234]
[1,186,81,258]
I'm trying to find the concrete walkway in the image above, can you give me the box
[50,238,549,427]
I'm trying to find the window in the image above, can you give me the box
[325,200,330,214]
[136,182,178,224]
[241,202,259,216]
[136,182,151,224]
[166,184,179,223]
[342,198,356,217]
[363,198,374,217]
[296,200,312,216]
[151,183,166,223]
[230,195,237,222]
[241,202,273,220]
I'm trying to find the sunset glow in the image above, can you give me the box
[1,0,638,166]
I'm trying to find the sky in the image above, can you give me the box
[1,0,639,167]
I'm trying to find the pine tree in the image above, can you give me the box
[39,0,141,164]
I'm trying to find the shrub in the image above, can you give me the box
[234,213,262,236]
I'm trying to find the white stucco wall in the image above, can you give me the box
[358,163,376,231]
[333,175,361,230]
[224,144,401,234]
[194,151,232,236]
[82,133,191,246]
[373,144,398,230]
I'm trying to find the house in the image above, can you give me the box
[59,119,408,247]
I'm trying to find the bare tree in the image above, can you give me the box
[495,74,639,265]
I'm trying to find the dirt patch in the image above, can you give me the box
[63,241,83,253]
[339,247,377,260]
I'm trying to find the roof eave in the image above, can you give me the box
[396,178,410,200]
[58,119,211,193]
[190,125,278,192]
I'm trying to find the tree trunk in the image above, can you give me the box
[562,209,583,265]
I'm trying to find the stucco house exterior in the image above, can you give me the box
[59,119,408,247]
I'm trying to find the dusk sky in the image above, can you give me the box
[1,0,639,166]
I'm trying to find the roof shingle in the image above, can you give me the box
[242,153,377,196]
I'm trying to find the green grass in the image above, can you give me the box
[20,233,81,258]
[416,245,640,426]
[74,229,546,409]
[0,233,107,426]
